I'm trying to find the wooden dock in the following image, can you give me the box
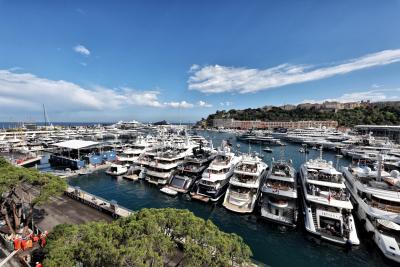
[65,186,133,218]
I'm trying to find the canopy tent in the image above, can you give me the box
[53,140,99,150]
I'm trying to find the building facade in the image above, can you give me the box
[213,119,338,130]
[355,125,400,144]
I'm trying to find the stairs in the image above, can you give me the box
[312,210,318,228]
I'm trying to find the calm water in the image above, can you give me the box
[69,131,395,267]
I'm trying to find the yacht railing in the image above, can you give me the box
[229,190,252,200]
[371,201,400,213]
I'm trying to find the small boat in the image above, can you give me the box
[263,147,273,153]
[78,169,90,176]
[160,187,178,196]
[105,164,128,176]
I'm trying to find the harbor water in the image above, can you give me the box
[68,131,396,267]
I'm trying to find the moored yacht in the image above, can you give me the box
[342,155,400,263]
[260,159,298,227]
[117,136,153,165]
[223,153,268,213]
[191,141,241,202]
[299,150,360,245]
[106,163,128,176]
[162,145,216,194]
[138,142,194,185]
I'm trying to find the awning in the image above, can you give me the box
[53,140,99,150]
[377,219,400,231]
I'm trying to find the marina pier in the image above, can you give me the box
[64,186,133,218]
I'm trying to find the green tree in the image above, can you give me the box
[43,208,253,267]
[0,157,67,235]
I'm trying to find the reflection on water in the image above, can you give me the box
[69,131,396,267]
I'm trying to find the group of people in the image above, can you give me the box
[12,230,47,250]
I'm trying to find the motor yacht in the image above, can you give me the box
[260,159,298,227]
[223,153,268,213]
[191,141,241,202]
[342,155,400,262]
[299,150,360,246]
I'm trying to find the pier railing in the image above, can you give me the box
[65,186,133,218]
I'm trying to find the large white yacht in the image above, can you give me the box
[342,155,400,263]
[162,145,216,194]
[223,153,268,213]
[260,159,298,227]
[117,136,153,165]
[299,150,360,246]
[136,142,194,185]
[191,141,241,202]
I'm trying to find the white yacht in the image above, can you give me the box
[191,141,241,202]
[163,145,216,194]
[117,136,153,165]
[140,143,194,185]
[223,153,268,213]
[260,159,298,227]
[106,163,128,176]
[299,150,360,246]
[342,155,400,263]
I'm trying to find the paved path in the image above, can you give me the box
[35,191,112,232]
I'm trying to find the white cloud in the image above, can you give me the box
[302,88,400,104]
[371,83,382,88]
[76,8,85,15]
[197,100,212,107]
[164,101,194,109]
[80,62,87,67]
[8,67,23,72]
[0,70,205,114]
[188,49,400,94]
[219,101,233,107]
[73,44,90,56]
[189,64,200,72]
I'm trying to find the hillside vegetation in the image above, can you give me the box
[200,102,400,127]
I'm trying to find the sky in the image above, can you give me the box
[1,0,400,123]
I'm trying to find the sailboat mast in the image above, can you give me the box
[43,104,47,127]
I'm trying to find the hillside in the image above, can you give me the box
[199,101,400,127]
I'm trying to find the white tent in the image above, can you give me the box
[53,140,99,150]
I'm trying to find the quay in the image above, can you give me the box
[64,186,133,218]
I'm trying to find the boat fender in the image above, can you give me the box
[345,239,352,250]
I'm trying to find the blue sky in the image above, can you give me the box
[1,0,400,122]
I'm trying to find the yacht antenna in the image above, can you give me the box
[377,153,383,182]
[335,154,343,170]
[43,104,48,127]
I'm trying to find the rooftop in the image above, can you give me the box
[53,139,100,150]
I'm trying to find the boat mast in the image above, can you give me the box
[43,104,47,127]
[377,153,383,182]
